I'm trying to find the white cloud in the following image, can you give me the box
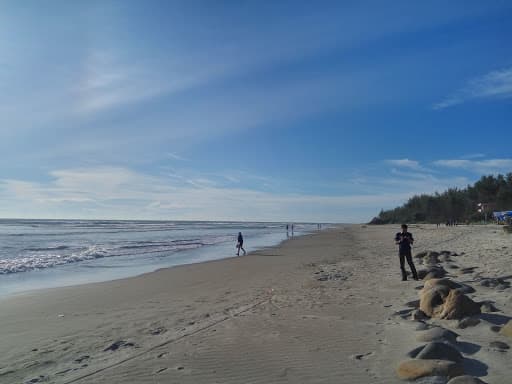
[0,166,414,222]
[433,158,512,174]
[434,67,512,109]
[386,158,422,170]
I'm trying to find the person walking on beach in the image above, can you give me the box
[395,224,418,281]
[236,232,246,256]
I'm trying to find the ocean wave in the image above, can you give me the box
[0,245,109,274]
[0,235,234,274]
[23,245,70,252]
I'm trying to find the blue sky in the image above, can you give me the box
[1,0,512,222]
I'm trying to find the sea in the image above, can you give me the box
[0,219,322,297]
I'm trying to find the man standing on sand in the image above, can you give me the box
[236,232,246,256]
[395,224,419,281]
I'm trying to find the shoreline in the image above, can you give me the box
[0,225,325,298]
[1,224,510,383]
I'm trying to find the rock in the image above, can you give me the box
[438,289,481,320]
[500,320,512,338]
[489,340,509,350]
[405,299,420,308]
[479,278,510,289]
[407,345,426,358]
[419,266,447,280]
[412,309,429,321]
[419,286,451,317]
[416,342,463,363]
[479,301,498,313]
[446,375,487,384]
[415,251,429,259]
[416,327,458,343]
[424,251,441,265]
[396,359,464,380]
[415,376,449,384]
[423,278,459,291]
[415,322,432,331]
[490,325,502,333]
[457,316,481,329]
[103,340,135,352]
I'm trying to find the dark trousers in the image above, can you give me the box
[399,250,418,280]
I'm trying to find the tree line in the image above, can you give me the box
[374,173,512,224]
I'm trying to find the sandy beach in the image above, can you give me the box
[1,224,511,384]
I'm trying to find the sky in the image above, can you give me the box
[1,0,512,223]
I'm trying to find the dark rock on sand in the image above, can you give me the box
[479,278,511,289]
[460,267,477,274]
[405,299,420,308]
[414,376,449,384]
[489,340,510,350]
[415,322,432,331]
[479,301,498,313]
[416,341,464,363]
[457,316,481,329]
[490,325,502,333]
[416,327,458,343]
[103,340,135,352]
[407,345,426,358]
[418,266,447,280]
[446,375,487,384]
[412,309,429,321]
[396,359,464,380]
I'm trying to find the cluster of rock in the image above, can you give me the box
[394,249,512,383]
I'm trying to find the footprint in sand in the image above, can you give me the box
[352,352,374,360]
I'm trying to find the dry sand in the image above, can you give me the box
[0,224,511,384]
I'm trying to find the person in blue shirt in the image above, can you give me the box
[395,224,419,281]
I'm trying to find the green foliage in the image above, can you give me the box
[377,173,512,224]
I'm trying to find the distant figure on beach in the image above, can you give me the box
[394,224,418,281]
[236,232,246,256]
[291,224,294,237]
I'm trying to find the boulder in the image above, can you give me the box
[412,309,429,321]
[419,266,447,280]
[446,376,487,384]
[415,250,429,259]
[479,278,510,289]
[415,377,450,384]
[423,278,460,291]
[415,251,442,265]
[415,322,432,331]
[419,285,451,317]
[416,327,458,343]
[500,320,512,338]
[438,289,481,320]
[405,299,420,308]
[396,359,464,380]
[480,300,498,313]
[416,342,464,363]
[457,316,481,329]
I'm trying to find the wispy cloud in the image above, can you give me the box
[434,67,512,109]
[0,166,413,222]
[386,158,422,170]
[433,158,512,174]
